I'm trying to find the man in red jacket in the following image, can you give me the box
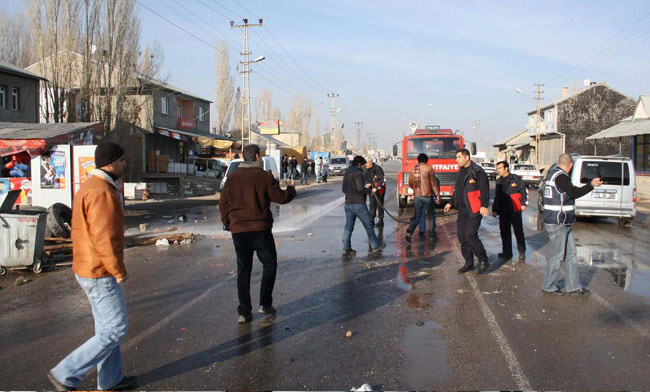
[219,144,296,323]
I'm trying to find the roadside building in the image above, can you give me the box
[587,95,650,199]
[493,129,535,163]
[0,60,45,123]
[524,82,635,167]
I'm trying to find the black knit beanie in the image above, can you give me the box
[95,142,125,168]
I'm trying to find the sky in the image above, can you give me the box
[4,0,650,152]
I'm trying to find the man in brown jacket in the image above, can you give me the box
[219,144,296,323]
[49,142,137,391]
[406,153,441,242]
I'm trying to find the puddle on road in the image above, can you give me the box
[528,242,650,299]
[400,321,451,386]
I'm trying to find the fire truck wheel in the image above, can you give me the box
[0,266,6,276]
[46,203,72,239]
[398,195,407,209]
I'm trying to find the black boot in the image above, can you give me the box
[376,218,384,227]
[457,263,474,273]
[476,260,490,274]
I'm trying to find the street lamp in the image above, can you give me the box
[252,55,265,63]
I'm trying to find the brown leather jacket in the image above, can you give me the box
[408,163,441,198]
[71,170,126,280]
[219,161,296,233]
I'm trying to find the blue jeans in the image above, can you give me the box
[51,275,128,389]
[300,172,308,185]
[409,196,436,234]
[343,203,380,250]
[543,224,581,292]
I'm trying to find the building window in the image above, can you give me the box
[199,106,204,121]
[635,134,650,174]
[161,96,168,114]
[178,104,182,118]
[0,85,5,109]
[11,87,19,111]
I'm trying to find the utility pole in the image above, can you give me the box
[328,93,339,151]
[473,120,481,152]
[354,121,363,153]
[534,83,544,165]
[231,18,263,151]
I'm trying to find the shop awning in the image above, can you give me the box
[586,118,650,140]
[0,122,100,157]
[154,127,238,149]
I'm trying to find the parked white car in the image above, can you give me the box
[479,162,496,179]
[511,164,542,187]
[219,156,279,192]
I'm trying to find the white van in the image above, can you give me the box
[329,155,350,176]
[538,155,636,226]
[219,156,279,191]
[571,155,636,224]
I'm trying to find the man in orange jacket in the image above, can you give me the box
[49,143,137,391]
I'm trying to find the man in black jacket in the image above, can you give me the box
[364,158,386,227]
[444,149,490,274]
[342,156,383,257]
[492,161,527,261]
[300,158,309,185]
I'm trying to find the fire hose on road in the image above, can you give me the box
[372,192,457,224]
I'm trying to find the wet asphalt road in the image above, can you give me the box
[1,160,650,390]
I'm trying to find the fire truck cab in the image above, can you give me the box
[393,125,475,208]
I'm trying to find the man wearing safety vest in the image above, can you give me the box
[444,148,491,274]
[492,160,527,261]
[542,153,602,295]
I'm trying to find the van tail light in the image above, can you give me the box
[633,188,637,203]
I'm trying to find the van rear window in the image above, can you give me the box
[580,161,629,185]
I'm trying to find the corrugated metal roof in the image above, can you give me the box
[0,60,46,80]
[156,126,235,141]
[586,118,650,139]
[140,74,212,103]
[0,122,100,140]
[494,129,529,147]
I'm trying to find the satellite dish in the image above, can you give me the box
[91,45,97,55]
[408,122,418,133]
[583,79,591,87]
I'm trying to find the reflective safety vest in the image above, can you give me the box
[543,166,576,225]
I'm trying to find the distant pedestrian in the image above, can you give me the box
[48,143,137,392]
[310,159,316,176]
[300,158,309,185]
[365,158,387,227]
[316,157,324,183]
[342,156,383,257]
[289,156,298,185]
[322,160,329,182]
[444,148,490,274]
[281,154,289,180]
[406,153,441,241]
[542,153,602,296]
[219,144,296,323]
[492,161,527,261]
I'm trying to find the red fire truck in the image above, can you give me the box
[394,125,475,208]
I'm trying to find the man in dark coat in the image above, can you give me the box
[364,159,386,227]
[492,160,527,261]
[219,144,296,323]
[444,148,490,274]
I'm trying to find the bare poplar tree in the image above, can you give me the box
[215,40,234,135]
[254,89,272,122]
[0,11,35,67]
[312,117,322,149]
[287,94,312,147]
[28,0,82,123]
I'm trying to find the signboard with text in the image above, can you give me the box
[259,120,280,135]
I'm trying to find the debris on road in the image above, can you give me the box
[351,384,372,391]
[308,232,313,236]
[139,223,150,233]
[134,233,197,247]
[156,238,170,246]
[178,214,187,222]
[345,330,353,338]
[15,277,33,287]
[167,219,174,224]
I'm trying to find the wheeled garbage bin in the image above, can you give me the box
[0,190,48,275]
